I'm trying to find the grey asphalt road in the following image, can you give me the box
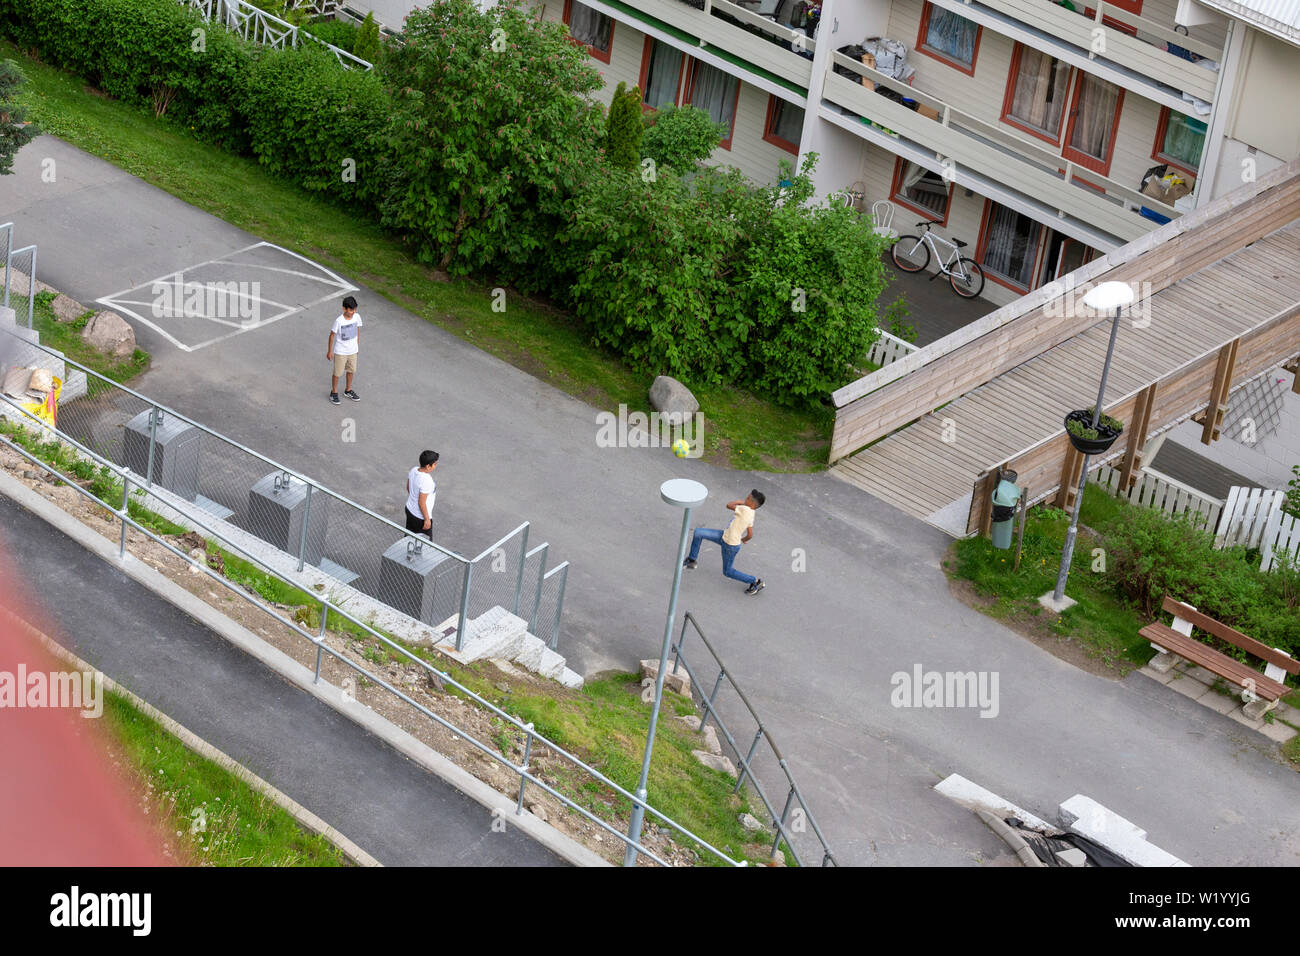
[0,493,564,867]
[4,137,1300,866]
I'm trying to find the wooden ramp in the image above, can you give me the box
[829,166,1300,535]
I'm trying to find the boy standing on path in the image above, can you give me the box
[684,490,766,594]
[405,450,439,540]
[326,295,362,405]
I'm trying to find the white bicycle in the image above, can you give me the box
[890,218,986,299]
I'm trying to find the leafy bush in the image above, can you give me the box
[0,59,38,175]
[604,81,643,172]
[641,104,727,174]
[1285,463,1299,519]
[303,19,359,53]
[352,12,382,64]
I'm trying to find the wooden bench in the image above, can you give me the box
[1140,596,1298,716]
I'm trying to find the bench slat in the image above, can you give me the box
[1142,624,1289,700]
[1159,597,1299,674]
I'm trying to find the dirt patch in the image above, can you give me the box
[0,437,704,866]
[944,573,1130,680]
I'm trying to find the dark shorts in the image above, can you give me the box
[405,507,432,540]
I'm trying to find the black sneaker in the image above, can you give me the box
[329,392,340,405]
[345,389,360,402]
[683,558,698,570]
[745,579,765,595]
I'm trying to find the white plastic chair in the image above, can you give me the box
[871,200,898,242]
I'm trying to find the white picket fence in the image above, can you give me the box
[1216,486,1300,571]
[1090,464,1225,531]
[180,0,373,70]
[867,328,919,368]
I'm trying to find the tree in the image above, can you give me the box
[353,11,381,63]
[0,60,38,176]
[641,104,727,174]
[378,0,605,276]
[603,81,642,172]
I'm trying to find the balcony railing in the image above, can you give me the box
[627,0,816,88]
[825,52,1180,244]
[950,0,1223,104]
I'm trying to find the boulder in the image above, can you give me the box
[639,658,692,697]
[692,751,736,776]
[739,812,763,832]
[51,294,87,324]
[649,375,699,422]
[80,310,136,359]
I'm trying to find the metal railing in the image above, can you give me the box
[0,225,36,329]
[180,0,375,70]
[0,403,742,867]
[0,325,570,653]
[672,612,837,866]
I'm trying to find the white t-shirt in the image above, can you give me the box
[331,314,362,355]
[406,466,436,519]
[723,505,755,546]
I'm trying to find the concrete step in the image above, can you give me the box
[537,647,567,681]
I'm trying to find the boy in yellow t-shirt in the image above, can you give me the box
[683,490,766,594]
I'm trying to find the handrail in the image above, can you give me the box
[0,404,742,867]
[1090,1,1223,60]
[672,611,837,866]
[710,0,816,52]
[179,0,375,70]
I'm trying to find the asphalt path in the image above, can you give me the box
[4,137,1300,865]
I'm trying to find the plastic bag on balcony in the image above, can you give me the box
[863,37,915,83]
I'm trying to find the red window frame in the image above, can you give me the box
[762,95,801,154]
[1151,106,1201,176]
[1000,43,1072,146]
[915,1,982,76]
[638,36,686,113]
[1061,71,1125,176]
[563,0,614,64]
[889,157,954,226]
[974,199,1047,294]
[1082,7,1138,35]
[683,58,741,150]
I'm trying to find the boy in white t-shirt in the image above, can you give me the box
[405,449,439,539]
[683,489,766,594]
[326,295,362,405]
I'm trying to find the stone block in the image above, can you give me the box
[1146,650,1180,674]
[537,647,567,681]
[1243,698,1278,721]
[50,294,86,324]
[557,667,584,690]
[513,634,546,671]
[1058,794,1188,867]
[701,723,722,756]
[692,751,736,776]
[80,310,135,359]
[1054,847,1087,867]
[648,375,699,418]
[639,658,692,697]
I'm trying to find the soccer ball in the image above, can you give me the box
[671,438,690,458]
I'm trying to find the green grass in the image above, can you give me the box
[30,291,150,384]
[7,39,832,472]
[947,484,1154,672]
[99,689,348,865]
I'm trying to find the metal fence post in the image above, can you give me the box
[455,560,474,652]
[297,482,313,573]
[529,545,547,633]
[512,524,529,616]
[516,723,534,815]
[118,474,131,557]
[2,222,11,308]
[144,407,160,488]
[548,565,567,650]
[734,727,764,794]
[24,246,35,329]
[771,786,795,860]
[314,598,328,684]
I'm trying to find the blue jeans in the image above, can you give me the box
[688,528,757,587]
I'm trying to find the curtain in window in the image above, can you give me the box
[644,42,683,109]
[1162,113,1206,168]
[688,61,739,132]
[771,101,804,143]
[924,7,978,65]
[1068,73,1121,161]
[570,2,612,51]
[1008,49,1070,135]
[900,163,947,214]
[981,203,1042,287]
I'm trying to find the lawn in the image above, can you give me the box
[30,290,150,384]
[6,40,834,472]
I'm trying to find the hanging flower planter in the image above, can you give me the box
[1065,409,1124,455]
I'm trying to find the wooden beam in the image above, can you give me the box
[1201,338,1239,444]
[1285,356,1300,394]
[1118,383,1156,491]
[1055,445,1084,509]
[971,462,1010,538]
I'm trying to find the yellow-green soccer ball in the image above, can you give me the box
[671,438,690,458]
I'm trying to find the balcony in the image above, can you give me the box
[824,52,1181,246]
[606,0,817,90]
[929,0,1225,111]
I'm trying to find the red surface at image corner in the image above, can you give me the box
[0,553,169,867]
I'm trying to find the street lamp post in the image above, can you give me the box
[1047,280,1135,608]
[624,477,709,867]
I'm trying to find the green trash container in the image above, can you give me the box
[991,469,1022,550]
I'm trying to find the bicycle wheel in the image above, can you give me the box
[891,236,930,273]
[950,258,985,298]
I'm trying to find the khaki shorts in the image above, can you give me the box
[333,352,357,377]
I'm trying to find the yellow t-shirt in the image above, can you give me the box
[723,505,755,546]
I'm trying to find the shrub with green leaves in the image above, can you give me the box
[352,11,382,64]
[641,104,728,174]
[604,81,643,172]
[0,59,38,175]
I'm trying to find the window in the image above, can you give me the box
[684,59,740,149]
[1062,72,1124,174]
[1002,45,1072,143]
[917,3,981,75]
[640,38,685,111]
[763,96,803,154]
[890,159,953,223]
[1153,108,1206,174]
[563,0,613,63]
[977,201,1044,291]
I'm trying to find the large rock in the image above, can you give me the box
[649,375,699,422]
[51,294,87,324]
[80,310,136,359]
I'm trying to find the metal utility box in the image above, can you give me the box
[248,471,329,567]
[379,537,460,625]
[123,408,201,502]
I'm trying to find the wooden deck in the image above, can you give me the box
[830,222,1300,534]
